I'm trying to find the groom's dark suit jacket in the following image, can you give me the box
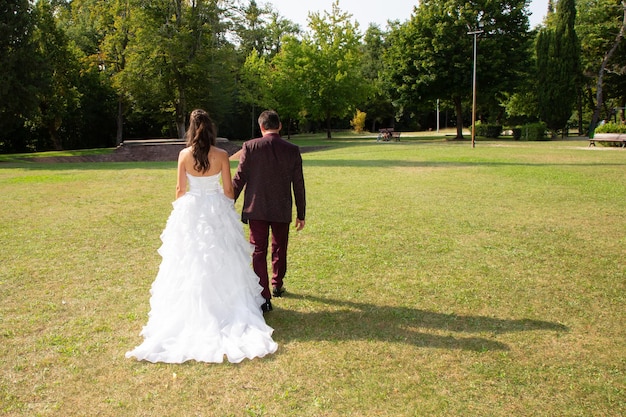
[232,133,306,224]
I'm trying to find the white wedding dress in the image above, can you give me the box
[126,173,278,363]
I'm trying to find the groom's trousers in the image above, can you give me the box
[248,219,290,299]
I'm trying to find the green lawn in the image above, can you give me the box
[1,136,624,416]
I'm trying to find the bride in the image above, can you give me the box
[126,109,278,363]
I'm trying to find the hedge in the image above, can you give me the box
[594,122,626,134]
[474,124,502,138]
[512,122,547,141]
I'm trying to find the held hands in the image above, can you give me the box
[294,218,305,231]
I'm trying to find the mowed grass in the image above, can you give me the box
[0,136,624,416]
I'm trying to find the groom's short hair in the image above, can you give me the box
[258,110,281,130]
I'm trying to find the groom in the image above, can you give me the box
[232,110,306,313]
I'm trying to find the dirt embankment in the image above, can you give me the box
[19,139,242,164]
[17,139,330,164]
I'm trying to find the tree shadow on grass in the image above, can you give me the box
[267,293,569,352]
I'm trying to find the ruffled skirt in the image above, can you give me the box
[126,191,277,363]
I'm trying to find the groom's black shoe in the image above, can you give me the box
[272,286,285,298]
[261,299,273,313]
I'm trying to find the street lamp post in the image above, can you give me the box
[467,22,484,148]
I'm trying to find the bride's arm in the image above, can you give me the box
[220,151,235,199]
[175,150,188,199]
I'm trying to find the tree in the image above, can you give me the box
[232,0,271,58]
[264,11,301,57]
[55,0,130,146]
[0,0,41,151]
[239,50,271,137]
[120,0,233,138]
[360,24,395,131]
[297,1,369,138]
[577,0,626,133]
[268,36,308,138]
[230,0,298,59]
[96,0,134,145]
[234,1,300,138]
[239,36,307,139]
[31,0,83,150]
[384,0,531,139]
[536,0,581,135]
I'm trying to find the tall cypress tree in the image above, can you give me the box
[536,0,581,134]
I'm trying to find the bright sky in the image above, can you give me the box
[265,0,549,29]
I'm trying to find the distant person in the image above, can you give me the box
[126,109,277,363]
[232,110,306,313]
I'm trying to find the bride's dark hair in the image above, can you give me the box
[185,109,217,173]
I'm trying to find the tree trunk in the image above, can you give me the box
[49,124,62,150]
[116,98,124,146]
[47,114,63,150]
[453,95,464,139]
[50,132,62,150]
[577,89,584,136]
[251,105,256,139]
[176,88,186,139]
[326,112,332,139]
[176,116,186,139]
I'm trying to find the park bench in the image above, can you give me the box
[588,133,626,148]
[377,128,401,142]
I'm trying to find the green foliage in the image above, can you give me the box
[502,91,539,126]
[384,0,531,138]
[0,0,41,152]
[576,0,626,131]
[239,39,306,138]
[576,0,625,79]
[512,122,548,140]
[233,1,301,138]
[31,0,84,151]
[240,51,271,109]
[0,0,38,111]
[232,0,274,58]
[350,110,367,133]
[231,1,300,59]
[267,37,308,136]
[594,122,626,133]
[123,0,234,137]
[536,0,581,132]
[359,24,395,131]
[226,1,372,139]
[297,1,369,138]
[5,0,626,152]
[474,123,502,138]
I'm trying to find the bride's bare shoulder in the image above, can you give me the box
[210,146,228,158]
[211,146,227,154]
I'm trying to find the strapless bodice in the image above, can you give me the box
[186,173,221,195]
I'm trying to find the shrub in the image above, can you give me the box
[350,110,367,133]
[594,122,626,134]
[514,122,547,141]
[474,123,502,138]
